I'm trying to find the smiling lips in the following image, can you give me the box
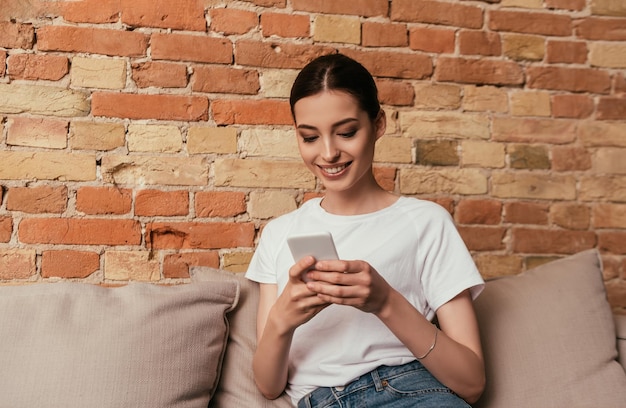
[319,162,351,176]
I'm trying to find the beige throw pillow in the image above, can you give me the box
[0,281,239,408]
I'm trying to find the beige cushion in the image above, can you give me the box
[616,314,626,371]
[191,267,293,408]
[0,281,238,408]
[474,249,626,408]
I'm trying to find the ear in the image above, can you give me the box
[374,109,387,141]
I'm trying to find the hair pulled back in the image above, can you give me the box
[289,53,381,121]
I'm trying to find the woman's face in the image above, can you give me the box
[293,90,385,195]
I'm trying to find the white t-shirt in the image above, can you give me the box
[246,196,484,403]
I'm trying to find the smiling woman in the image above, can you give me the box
[245,54,486,408]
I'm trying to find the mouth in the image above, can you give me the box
[319,162,351,176]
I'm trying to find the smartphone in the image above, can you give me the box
[287,232,339,282]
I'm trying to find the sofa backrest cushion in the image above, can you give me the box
[0,280,238,408]
[191,266,293,408]
[473,249,626,407]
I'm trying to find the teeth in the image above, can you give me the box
[323,164,347,174]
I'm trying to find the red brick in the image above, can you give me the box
[0,22,35,49]
[376,79,415,106]
[504,202,549,225]
[195,192,247,218]
[459,30,501,56]
[342,49,433,79]
[455,199,502,225]
[551,146,592,171]
[391,0,483,29]
[246,0,286,6]
[576,17,626,41]
[37,26,148,57]
[597,97,626,120]
[527,66,611,94]
[546,0,585,10]
[120,0,205,30]
[145,222,255,249]
[261,12,310,38]
[76,187,132,215]
[599,232,626,255]
[552,94,594,118]
[615,73,626,93]
[458,226,506,251]
[489,10,572,36]
[151,33,232,64]
[6,186,67,214]
[163,251,220,279]
[409,27,455,54]
[292,0,388,17]
[373,166,396,192]
[131,61,188,88]
[0,217,12,243]
[41,250,100,278]
[436,57,523,86]
[362,22,407,47]
[92,93,208,121]
[60,0,120,23]
[19,218,141,245]
[235,40,334,69]
[135,190,189,217]
[191,66,260,95]
[210,8,257,35]
[0,250,35,280]
[512,228,596,254]
[551,203,590,230]
[7,54,69,81]
[546,40,587,64]
[212,99,291,125]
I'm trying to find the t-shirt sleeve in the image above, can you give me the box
[419,205,484,314]
[245,221,280,284]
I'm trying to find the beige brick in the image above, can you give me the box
[240,128,300,159]
[474,254,523,279]
[188,126,237,154]
[580,176,626,202]
[593,203,626,228]
[400,111,490,140]
[501,0,542,8]
[214,158,314,189]
[492,117,576,143]
[71,57,126,89]
[7,117,67,149]
[399,168,487,195]
[261,69,299,98]
[492,172,576,200]
[0,249,37,280]
[127,124,182,153]
[101,155,207,186]
[222,251,253,273]
[248,190,297,219]
[374,136,412,163]
[510,91,551,117]
[589,43,626,68]
[0,151,96,181]
[414,83,461,110]
[0,84,89,117]
[104,251,160,281]
[502,34,545,61]
[593,148,626,174]
[313,15,360,44]
[69,121,125,150]
[592,0,626,17]
[463,85,508,113]
[578,122,626,148]
[462,141,506,168]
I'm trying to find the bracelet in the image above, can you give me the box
[417,325,438,359]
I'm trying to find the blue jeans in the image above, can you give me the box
[297,360,471,408]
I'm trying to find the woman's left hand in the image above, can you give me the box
[304,260,392,314]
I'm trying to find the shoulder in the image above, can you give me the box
[260,197,322,236]
[396,196,453,220]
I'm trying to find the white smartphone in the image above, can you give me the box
[287,232,339,281]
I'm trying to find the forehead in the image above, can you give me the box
[293,91,364,126]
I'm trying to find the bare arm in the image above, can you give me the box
[307,260,485,403]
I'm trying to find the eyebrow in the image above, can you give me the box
[296,117,359,131]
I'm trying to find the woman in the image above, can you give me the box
[245,53,485,407]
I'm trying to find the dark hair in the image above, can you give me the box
[289,53,381,121]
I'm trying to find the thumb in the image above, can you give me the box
[289,255,316,281]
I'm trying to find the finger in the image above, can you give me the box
[289,256,316,281]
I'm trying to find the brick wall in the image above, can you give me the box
[0,0,624,313]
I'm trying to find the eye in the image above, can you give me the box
[301,135,318,143]
[337,130,357,138]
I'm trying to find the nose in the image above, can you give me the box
[321,137,340,162]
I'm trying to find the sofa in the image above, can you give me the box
[0,249,625,407]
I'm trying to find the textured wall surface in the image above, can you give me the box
[0,0,624,312]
